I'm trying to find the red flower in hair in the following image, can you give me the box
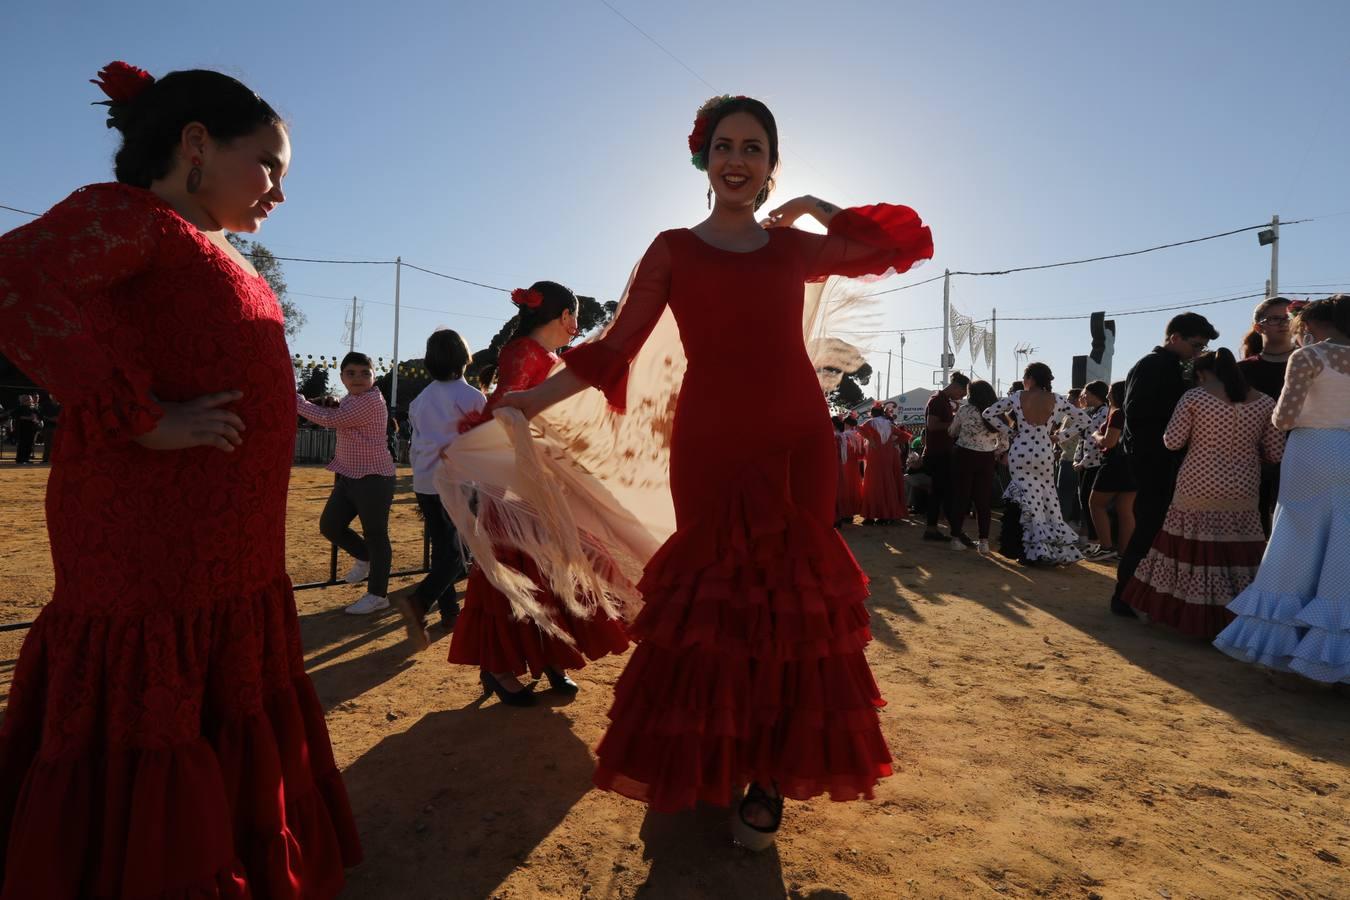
[511,288,544,310]
[90,61,155,104]
[687,115,709,156]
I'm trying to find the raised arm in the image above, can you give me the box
[1271,346,1322,432]
[765,196,934,282]
[981,396,1015,436]
[297,389,386,430]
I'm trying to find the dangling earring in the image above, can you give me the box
[186,155,203,194]
[707,186,713,209]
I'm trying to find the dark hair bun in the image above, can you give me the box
[107,68,281,188]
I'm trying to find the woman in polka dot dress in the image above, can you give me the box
[1121,349,1284,638]
[982,363,1090,565]
[1215,296,1350,682]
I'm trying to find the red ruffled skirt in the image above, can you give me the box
[836,455,864,520]
[448,545,632,678]
[593,463,892,813]
[0,576,361,899]
[860,446,907,520]
[1122,507,1266,639]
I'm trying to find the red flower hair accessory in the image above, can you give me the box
[687,94,747,171]
[871,400,885,411]
[91,61,155,104]
[511,288,544,310]
[91,61,155,130]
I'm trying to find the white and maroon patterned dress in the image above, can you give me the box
[1122,387,1284,637]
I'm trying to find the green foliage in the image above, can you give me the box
[225,233,306,339]
[827,362,873,409]
[298,366,330,399]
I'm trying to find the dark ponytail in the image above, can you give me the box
[1194,348,1248,402]
[107,69,282,188]
[506,281,578,344]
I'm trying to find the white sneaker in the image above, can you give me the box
[344,592,389,615]
[950,538,966,551]
[977,539,990,554]
[343,559,371,584]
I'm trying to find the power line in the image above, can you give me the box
[596,0,716,92]
[0,203,40,217]
[866,272,946,297]
[949,220,1311,278]
[399,262,509,293]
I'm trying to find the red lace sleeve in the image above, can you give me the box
[563,233,672,412]
[799,204,934,282]
[0,184,165,449]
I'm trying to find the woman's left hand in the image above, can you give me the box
[496,389,542,420]
[761,195,817,229]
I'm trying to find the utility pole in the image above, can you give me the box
[1269,214,1279,298]
[886,350,893,400]
[391,257,402,411]
[900,334,907,395]
[990,309,998,394]
[941,269,952,386]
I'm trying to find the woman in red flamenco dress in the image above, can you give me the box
[834,416,865,524]
[859,405,909,524]
[446,283,631,705]
[500,96,933,850]
[0,65,359,898]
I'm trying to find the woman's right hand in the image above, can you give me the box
[133,390,245,452]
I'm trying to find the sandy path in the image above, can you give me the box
[0,465,1345,899]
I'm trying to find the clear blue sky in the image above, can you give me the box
[4,1,1348,398]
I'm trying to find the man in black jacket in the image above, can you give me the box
[1110,313,1219,616]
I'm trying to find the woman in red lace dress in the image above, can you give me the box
[0,64,359,898]
[859,404,909,524]
[502,96,933,850]
[447,283,631,705]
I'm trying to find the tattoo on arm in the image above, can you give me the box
[815,200,838,214]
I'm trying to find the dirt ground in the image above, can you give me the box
[0,464,1346,900]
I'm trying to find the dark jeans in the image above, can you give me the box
[924,452,954,530]
[320,473,396,597]
[1077,466,1100,540]
[1056,458,1080,524]
[1111,450,1177,609]
[14,423,36,465]
[1257,462,1281,538]
[951,446,996,539]
[413,491,466,620]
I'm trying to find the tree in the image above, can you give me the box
[828,361,873,410]
[298,366,330,400]
[225,233,307,339]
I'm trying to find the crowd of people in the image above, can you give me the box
[0,393,59,464]
[0,57,1344,899]
[839,299,1348,689]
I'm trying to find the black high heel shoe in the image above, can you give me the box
[544,667,579,694]
[480,671,536,707]
[731,780,783,852]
